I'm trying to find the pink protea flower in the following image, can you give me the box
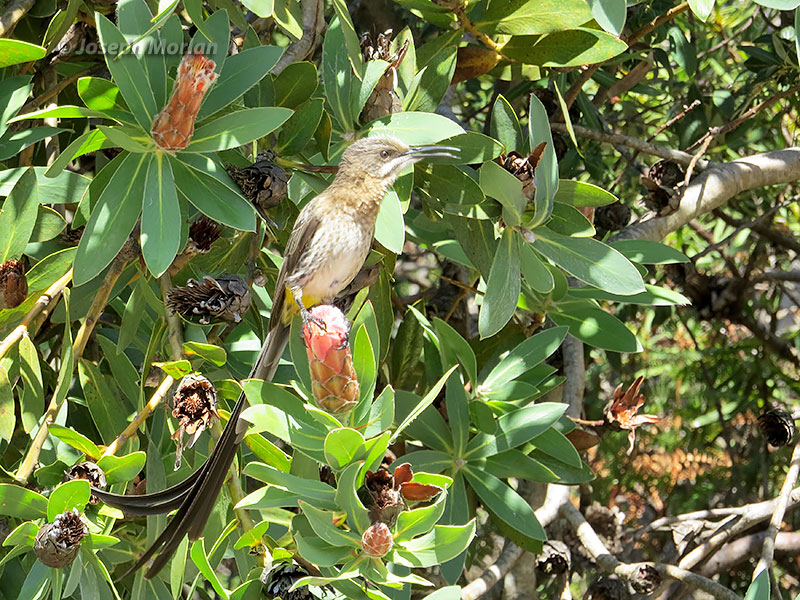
[302,305,359,414]
[361,522,393,557]
[151,50,217,151]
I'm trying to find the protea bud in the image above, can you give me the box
[151,50,217,151]
[0,259,27,309]
[171,374,219,469]
[166,275,250,325]
[33,509,88,568]
[226,150,288,222]
[361,522,393,558]
[359,30,407,123]
[302,305,359,414]
[64,461,107,505]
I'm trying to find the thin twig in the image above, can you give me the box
[550,122,712,169]
[158,273,185,360]
[754,442,800,577]
[101,376,174,457]
[559,501,742,600]
[0,268,73,361]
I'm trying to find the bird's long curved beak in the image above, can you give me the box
[406,145,460,160]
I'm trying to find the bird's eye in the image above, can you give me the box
[380,150,390,159]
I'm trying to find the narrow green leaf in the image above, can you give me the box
[48,424,101,459]
[300,501,361,548]
[375,188,405,253]
[526,92,557,227]
[391,365,458,443]
[586,0,626,35]
[0,366,13,441]
[186,107,293,153]
[18,336,43,433]
[394,495,446,542]
[475,0,592,35]
[490,95,524,153]
[479,160,526,226]
[519,242,554,294]
[553,180,617,207]
[97,452,146,484]
[745,569,770,600]
[479,229,521,338]
[191,539,230,599]
[334,462,370,534]
[0,168,39,262]
[532,227,644,295]
[140,154,180,277]
[610,239,689,264]
[393,521,476,568]
[363,111,464,145]
[465,403,567,458]
[182,341,227,366]
[551,300,642,352]
[324,428,365,470]
[322,18,355,131]
[0,39,47,68]
[78,359,129,444]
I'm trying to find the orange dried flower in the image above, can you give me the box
[151,50,217,151]
[604,376,660,455]
[302,305,359,414]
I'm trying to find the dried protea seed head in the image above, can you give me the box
[226,151,288,222]
[64,462,107,505]
[535,540,571,574]
[759,408,796,447]
[171,374,219,469]
[365,468,404,526]
[586,577,628,600]
[33,509,88,568]
[361,522,393,557]
[166,275,250,325]
[188,216,222,253]
[0,259,28,309]
[359,30,406,122]
[151,50,218,151]
[303,305,359,414]
[630,564,661,594]
[498,143,547,203]
[262,562,311,600]
[595,202,631,232]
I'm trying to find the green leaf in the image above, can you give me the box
[353,58,390,119]
[404,44,457,113]
[331,0,363,73]
[394,495,446,541]
[392,365,458,443]
[474,0,592,35]
[688,0,714,20]
[97,452,146,484]
[463,467,545,539]
[519,243,554,294]
[0,168,39,262]
[531,426,582,468]
[29,206,67,242]
[322,18,356,131]
[465,403,567,459]
[153,359,192,378]
[363,111,464,145]
[547,203,595,237]
[186,107,293,152]
[0,366,13,441]
[0,75,33,138]
[668,26,697,76]
[532,227,644,295]
[18,335,43,433]
[334,462,371,535]
[433,318,477,387]
[199,45,284,118]
[610,239,689,264]
[170,156,257,231]
[745,569,770,600]
[77,77,125,112]
[294,533,354,567]
[586,0,626,35]
[553,180,618,207]
[0,168,89,202]
[361,386,395,439]
[191,539,230,599]
[96,125,150,153]
[479,160,526,226]
[300,501,361,548]
[0,126,68,162]
[47,480,90,521]
[0,484,48,519]
[430,132,503,165]
[276,98,324,156]
[0,39,47,67]
[73,152,146,285]
[78,359,129,444]
[273,61,319,108]
[45,130,110,178]
[551,300,642,352]
[417,163,485,219]
[95,14,158,129]
[483,450,559,483]
[140,153,180,277]
[567,285,691,306]
[244,463,337,510]
[374,188,405,253]
[479,229,521,338]
[183,341,227,366]
[490,95,525,153]
[526,92,558,227]
[324,428,365,470]
[503,29,628,67]
[393,521,476,568]
[3,521,38,547]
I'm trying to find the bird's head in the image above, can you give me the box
[336,135,459,186]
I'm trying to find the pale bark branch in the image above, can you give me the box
[271,0,324,75]
[613,148,800,242]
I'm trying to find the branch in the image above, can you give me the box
[559,501,742,600]
[753,442,800,577]
[614,148,800,242]
[550,122,712,169]
[271,0,324,75]
[702,531,800,576]
[0,0,35,37]
[0,268,73,361]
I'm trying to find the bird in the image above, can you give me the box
[92,135,459,578]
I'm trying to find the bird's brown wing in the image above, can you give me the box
[268,204,322,330]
